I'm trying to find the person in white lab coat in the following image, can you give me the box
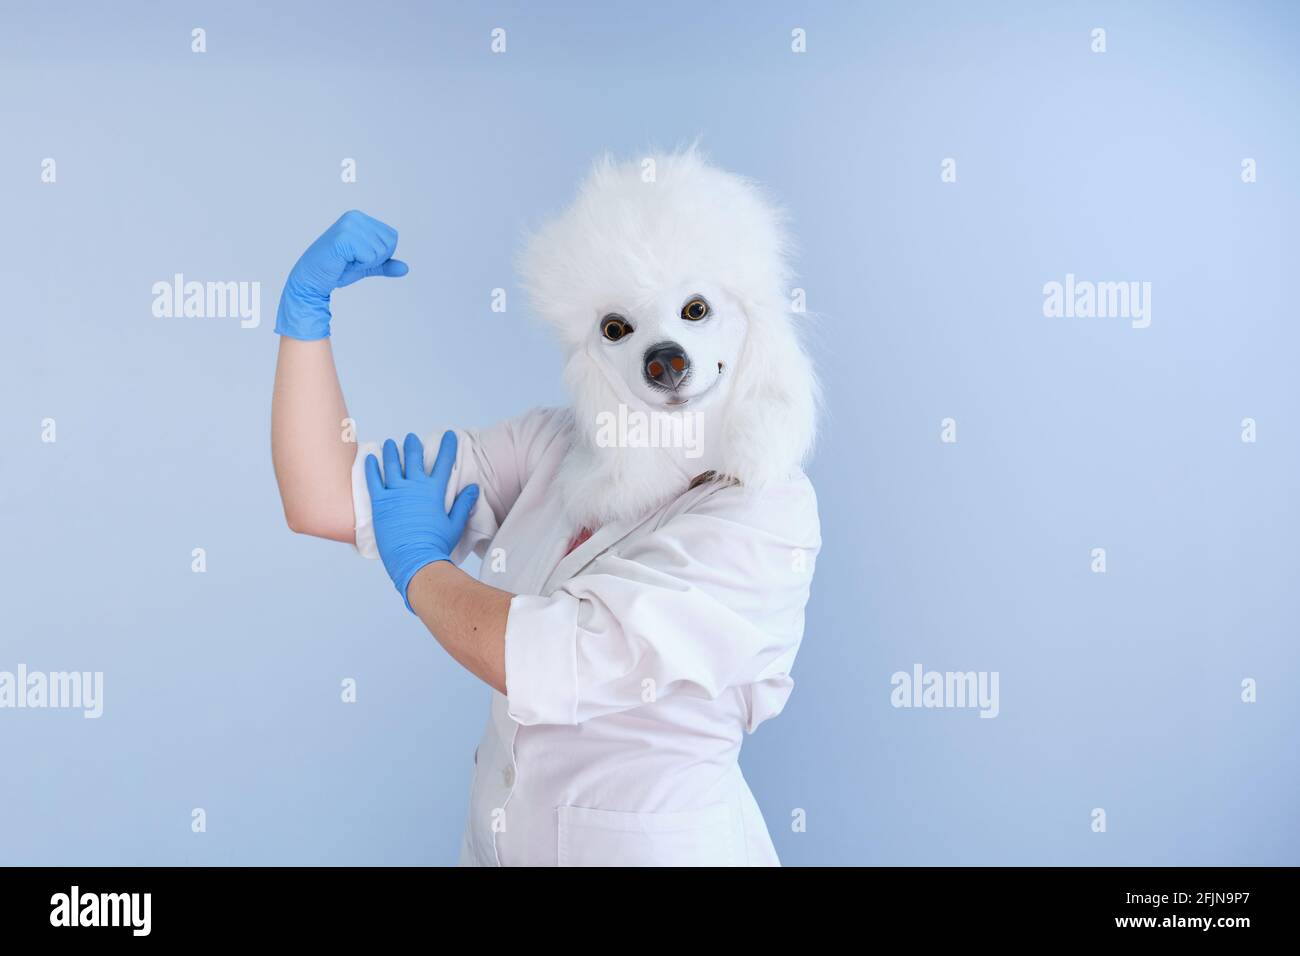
[271,148,821,866]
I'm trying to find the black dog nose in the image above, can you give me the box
[643,343,690,390]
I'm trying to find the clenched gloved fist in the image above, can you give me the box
[275,210,408,340]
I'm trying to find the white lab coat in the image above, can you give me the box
[351,406,820,866]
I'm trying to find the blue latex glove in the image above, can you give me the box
[365,431,479,612]
[275,210,408,340]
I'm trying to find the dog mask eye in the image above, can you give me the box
[681,297,710,321]
[601,314,633,342]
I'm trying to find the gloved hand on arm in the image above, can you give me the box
[274,210,409,340]
[366,431,480,612]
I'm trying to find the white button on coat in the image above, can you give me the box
[353,406,820,866]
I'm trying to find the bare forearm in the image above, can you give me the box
[271,337,356,541]
[407,561,511,694]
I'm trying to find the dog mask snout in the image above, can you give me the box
[643,342,690,390]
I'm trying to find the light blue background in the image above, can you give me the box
[1,0,1296,866]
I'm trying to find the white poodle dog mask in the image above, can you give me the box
[519,150,819,530]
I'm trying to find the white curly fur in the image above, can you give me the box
[518,148,820,528]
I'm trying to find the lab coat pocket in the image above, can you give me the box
[556,804,734,867]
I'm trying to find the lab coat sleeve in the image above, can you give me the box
[351,406,570,562]
[504,476,820,731]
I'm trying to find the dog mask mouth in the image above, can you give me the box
[582,336,729,415]
[659,362,726,407]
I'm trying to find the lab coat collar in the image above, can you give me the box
[540,469,736,596]
[541,510,652,595]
